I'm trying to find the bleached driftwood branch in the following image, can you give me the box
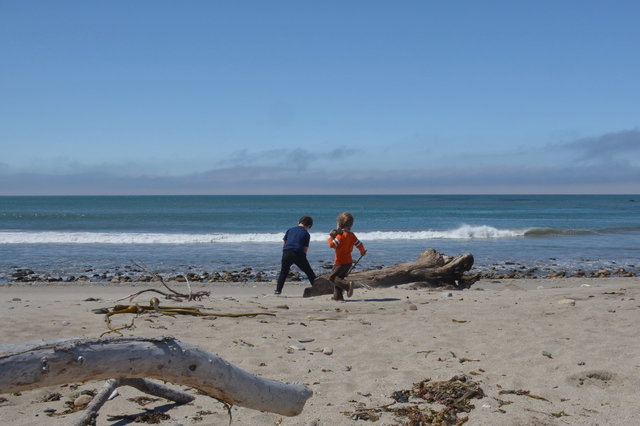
[74,377,195,426]
[0,336,312,419]
[123,262,210,301]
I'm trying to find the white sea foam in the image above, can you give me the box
[353,225,525,241]
[0,225,527,244]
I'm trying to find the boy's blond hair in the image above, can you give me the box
[337,212,354,230]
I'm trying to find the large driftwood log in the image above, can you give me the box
[304,248,477,297]
[0,336,312,420]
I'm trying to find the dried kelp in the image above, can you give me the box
[345,375,484,425]
[412,375,484,411]
[93,297,275,336]
[498,389,550,402]
[107,411,171,424]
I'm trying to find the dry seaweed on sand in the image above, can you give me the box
[93,297,275,336]
[107,411,171,424]
[344,375,484,425]
[498,389,550,402]
[412,375,484,407]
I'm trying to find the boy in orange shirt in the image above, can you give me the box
[327,212,366,301]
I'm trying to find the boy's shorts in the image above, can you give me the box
[329,263,352,281]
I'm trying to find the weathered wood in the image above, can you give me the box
[73,378,195,426]
[0,336,312,418]
[304,249,477,297]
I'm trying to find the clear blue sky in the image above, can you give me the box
[1,0,638,195]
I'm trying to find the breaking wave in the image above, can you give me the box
[355,225,525,240]
[0,225,530,244]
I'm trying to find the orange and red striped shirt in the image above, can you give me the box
[328,231,366,265]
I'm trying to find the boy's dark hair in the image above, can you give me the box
[299,216,313,227]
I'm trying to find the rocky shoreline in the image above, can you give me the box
[3,261,638,284]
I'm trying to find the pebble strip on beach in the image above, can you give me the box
[3,261,638,285]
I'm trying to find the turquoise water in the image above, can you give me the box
[1,195,638,281]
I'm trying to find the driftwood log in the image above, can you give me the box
[304,248,477,297]
[0,336,312,423]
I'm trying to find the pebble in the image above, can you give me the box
[288,344,305,351]
[74,394,93,407]
[322,347,334,355]
[407,304,418,310]
[61,321,71,326]
[441,292,453,298]
[299,338,314,343]
[558,299,576,306]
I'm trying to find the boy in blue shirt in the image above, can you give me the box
[275,216,317,295]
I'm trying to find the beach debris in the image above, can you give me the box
[492,396,514,407]
[40,392,62,402]
[117,262,210,303]
[93,297,275,336]
[0,336,313,424]
[345,375,484,424]
[106,411,171,423]
[308,316,341,321]
[73,394,93,407]
[41,391,99,418]
[191,409,216,422]
[498,389,550,402]
[542,351,553,359]
[128,395,161,406]
[568,370,616,387]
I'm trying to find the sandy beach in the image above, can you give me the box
[1,277,639,425]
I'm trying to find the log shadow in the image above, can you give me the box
[108,402,186,426]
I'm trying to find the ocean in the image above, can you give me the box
[1,195,638,283]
